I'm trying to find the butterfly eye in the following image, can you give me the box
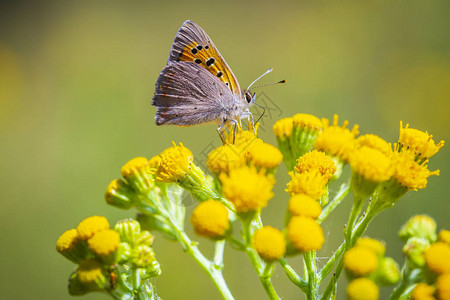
[245,92,252,103]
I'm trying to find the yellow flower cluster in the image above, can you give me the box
[252,226,286,261]
[346,278,379,300]
[398,121,444,161]
[156,142,194,183]
[190,199,230,238]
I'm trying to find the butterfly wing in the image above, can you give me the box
[168,20,241,95]
[152,61,236,126]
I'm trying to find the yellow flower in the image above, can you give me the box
[292,113,323,131]
[220,165,275,213]
[437,273,450,300]
[439,230,450,245]
[288,194,322,219]
[148,155,161,169]
[425,242,450,274]
[294,150,336,180]
[57,229,80,254]
[77,216,110,240]
[105,179,136,209]
[346,278,379,300]
[287,216,324,252]
[411,283,436,300]
[190,199,230,238]
[156,142,193,183]
[273,117,294,138]
[392,152,439,190]
[286,170,328,200]
[356,237,386,256]
[121,157,150,177]
[344,246,379,276]
[314,114,359,163]
[398,121,444,160]
[88,229,121,257]
[252,226,286,261]
[350,146,394,183]
[77,259,106,286]
[355,134,391,155]
[248,142,283,170]
[224,123,262,151]
[206,144,245,175]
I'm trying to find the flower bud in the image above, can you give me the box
[114,219,141,246]
[402,237,429,268]
[105,179,138,209]
[121,157,154,193]
[56,229,88,263]
[374,257,401,286]
[399,215,437,243]
[131,245,157,268]
[69,259,107,295]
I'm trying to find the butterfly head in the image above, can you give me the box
[244,90,256,106]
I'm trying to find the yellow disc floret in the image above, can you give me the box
[287,216,324,252]
[425,242,450,274]
[292,113,323,131]
[356,134,391,155]
[56,229,80,253]
[356,237,386,256]
[273,117,294,138]
[393,152,439,190]
[220,165,275,213]
[349,146,394,182]
[439,229,450,245]
[346,278,379,300]
[88,229,121,256]
[288,194,322,219]
[77,259,105,284]
[344,246,379,276]
[252,226,286,261]
[190,199,230,238]
[248,143,283,169]
[294,150,336,180]
[286,170,328,200]
[77,216,110,240]
[156,142,193,183]
[314,114,359,163]
[206,144,245,175]
[399,121,444,160]
[121,157,150,177]
[411,283,436,300]
[437,273,450,300]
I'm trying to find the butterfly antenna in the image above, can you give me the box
[249,80,286,91]
[247,68,273,90]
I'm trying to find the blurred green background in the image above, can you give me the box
[1,0,449,299]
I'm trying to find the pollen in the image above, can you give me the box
[288,194,322,219]
[294,150,336,180]
[190,199,230,238]
[252,226,286,261]
[399,121,444,160]
[248,143,283,169]
[425,242,450,274]
[56,229,80,253]
[88,229,121,257]
[273,117,293,138]
[77,216,110,240]
[392,152,439,190]
[346,278,379,300]
[349,146,394,183]
[286,170,329,200]
[356,134,391,155]
[344,246,379,276]
[156,141,193,183]
[206,144,245,175]
[287,216,324,252]
[77,259,104,284]
[314,114,359,163]
[220,165,275,213]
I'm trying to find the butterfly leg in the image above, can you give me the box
[217,119,229,144]
[247,112,256,135]
[230,119,239,145]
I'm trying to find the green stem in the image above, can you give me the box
[319,243,344,280]
[345,195,364,244]
[388,267,421,300]
[242,218,280,300]
[318,183,350,223]
[279,258,308,291]
[304,251,319,300]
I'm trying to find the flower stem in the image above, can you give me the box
[318,183,350,223]
[279,258,308,291]
[304,251,319,300]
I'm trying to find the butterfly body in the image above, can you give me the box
[152,20,254,131]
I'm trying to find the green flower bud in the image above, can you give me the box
[399,215,437,243]
[114,219,141,246]
[121,157,155,193]
[131,245,156,268]
[135,230,154,247]
[69,259,107,295]
[116,242,132,263]
[374,257,401,286]
[403,237,430,268]
[105,179,138,209]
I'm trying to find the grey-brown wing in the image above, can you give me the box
[152,61,235,126]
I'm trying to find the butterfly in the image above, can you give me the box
[152,20,276,141]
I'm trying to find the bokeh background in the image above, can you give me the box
[1,0,449,299]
